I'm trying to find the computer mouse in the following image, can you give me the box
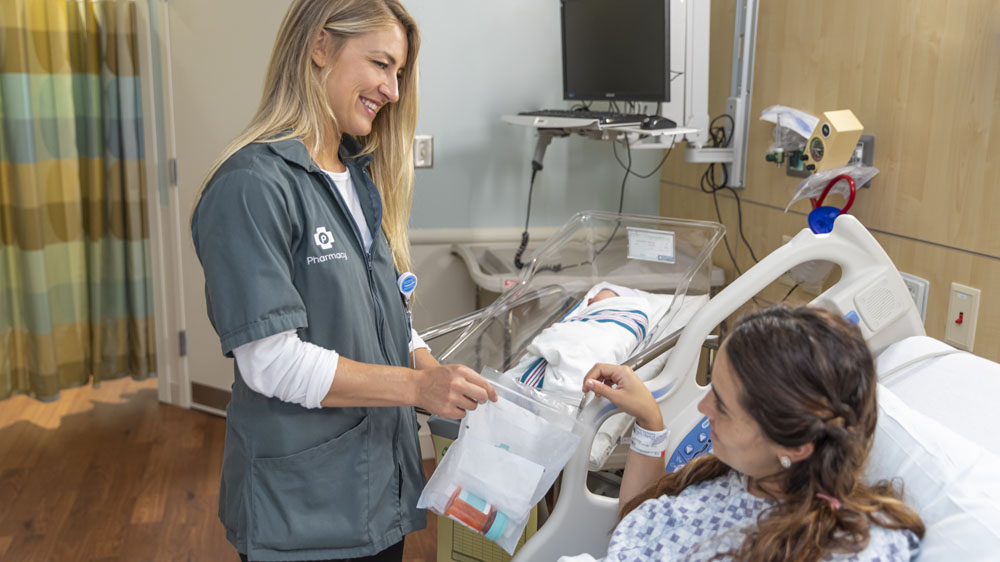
[640,115,676,130]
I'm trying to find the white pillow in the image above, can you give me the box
[876,336,1000,456]
[865,384,1000,561]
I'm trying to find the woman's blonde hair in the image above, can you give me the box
[621,306,924,561]
[195,0,420,271]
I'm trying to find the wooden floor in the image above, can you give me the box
[0,377,437,562]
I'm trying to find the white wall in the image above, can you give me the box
[166,0,665,397]
[169,0,294,398]
[406,1,664,230]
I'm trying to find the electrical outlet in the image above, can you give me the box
[414,134,433,168]
[944,282,981,351]
[847,134,875,187]
[899,272,929,324]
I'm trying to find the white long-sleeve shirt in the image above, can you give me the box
[232,168,428,409]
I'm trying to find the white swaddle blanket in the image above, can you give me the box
[506,282,665,405]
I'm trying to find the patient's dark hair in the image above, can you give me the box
[619,305,924,562]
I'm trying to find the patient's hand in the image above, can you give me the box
[583,364,664,431]
[416,364,499,419]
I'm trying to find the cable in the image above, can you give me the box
[532,119,633,275]
[514,129,566,269]
[727,187,760,263]
[608,98,673,178]
[513,165,541,270]
[612,138,674,179]
[513,102,666,273]
[708,187,741,276]
[617,134,632,213]
[699,113,760,274]
[711,113,735,140]
[781,283,799,302]
[700,115,740,275]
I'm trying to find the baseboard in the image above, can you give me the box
[191,402,228,418]
[191,382,230,414]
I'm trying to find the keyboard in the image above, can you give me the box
[517,109,647,126]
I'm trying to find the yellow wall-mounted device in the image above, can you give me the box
[802,109,863,173]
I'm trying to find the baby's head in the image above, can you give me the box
[587,288,619,306]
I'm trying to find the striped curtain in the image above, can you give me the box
[0,0,155,401]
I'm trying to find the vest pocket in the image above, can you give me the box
[249,415,370,552]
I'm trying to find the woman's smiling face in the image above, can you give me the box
[314,23,407,137]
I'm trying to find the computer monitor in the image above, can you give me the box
[561,0,670,103]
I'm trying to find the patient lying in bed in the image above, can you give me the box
[506,283,653,405]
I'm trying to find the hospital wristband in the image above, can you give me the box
[629,424,669,458]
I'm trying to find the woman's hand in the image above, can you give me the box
[582,363,664,431]
[415,364,498,419]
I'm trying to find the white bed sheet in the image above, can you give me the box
[876,336,1000,456]
[869,336,1000,561]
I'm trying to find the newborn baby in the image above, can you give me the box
[508,283,653,405]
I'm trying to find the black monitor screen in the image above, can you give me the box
[561,0,669,102]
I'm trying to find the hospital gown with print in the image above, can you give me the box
[559,471,919,562]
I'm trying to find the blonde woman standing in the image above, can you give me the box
[191,1,496,560]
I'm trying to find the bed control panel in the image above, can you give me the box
[666,416,713,473]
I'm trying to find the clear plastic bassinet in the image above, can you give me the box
[434,211,725,377]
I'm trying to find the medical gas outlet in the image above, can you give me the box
[944,283,981,352]
[800,110,863,173]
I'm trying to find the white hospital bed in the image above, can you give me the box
[511,215,1000,561]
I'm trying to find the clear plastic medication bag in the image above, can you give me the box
[417,368,585,554]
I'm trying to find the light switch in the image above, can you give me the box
[943,282,980,351]
[414,135,433,168]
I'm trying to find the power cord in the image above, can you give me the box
[541,131,633,274]
[513,161,542,269]
[513,103,672,271]
[617,134,632,213]
[514,130,561,269]
[612,137,675,179]
[781,283,799,302]
[699,114,759,276]
[516,111,637,274]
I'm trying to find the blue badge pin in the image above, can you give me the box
[397,272,418,300]
[398,272,418,368]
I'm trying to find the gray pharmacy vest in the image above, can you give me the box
[192,135,424,561]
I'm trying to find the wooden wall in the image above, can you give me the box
[660,0,1000,360]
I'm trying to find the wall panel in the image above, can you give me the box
[661,0,1000,359]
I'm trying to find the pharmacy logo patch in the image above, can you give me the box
[313,226,334,250]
